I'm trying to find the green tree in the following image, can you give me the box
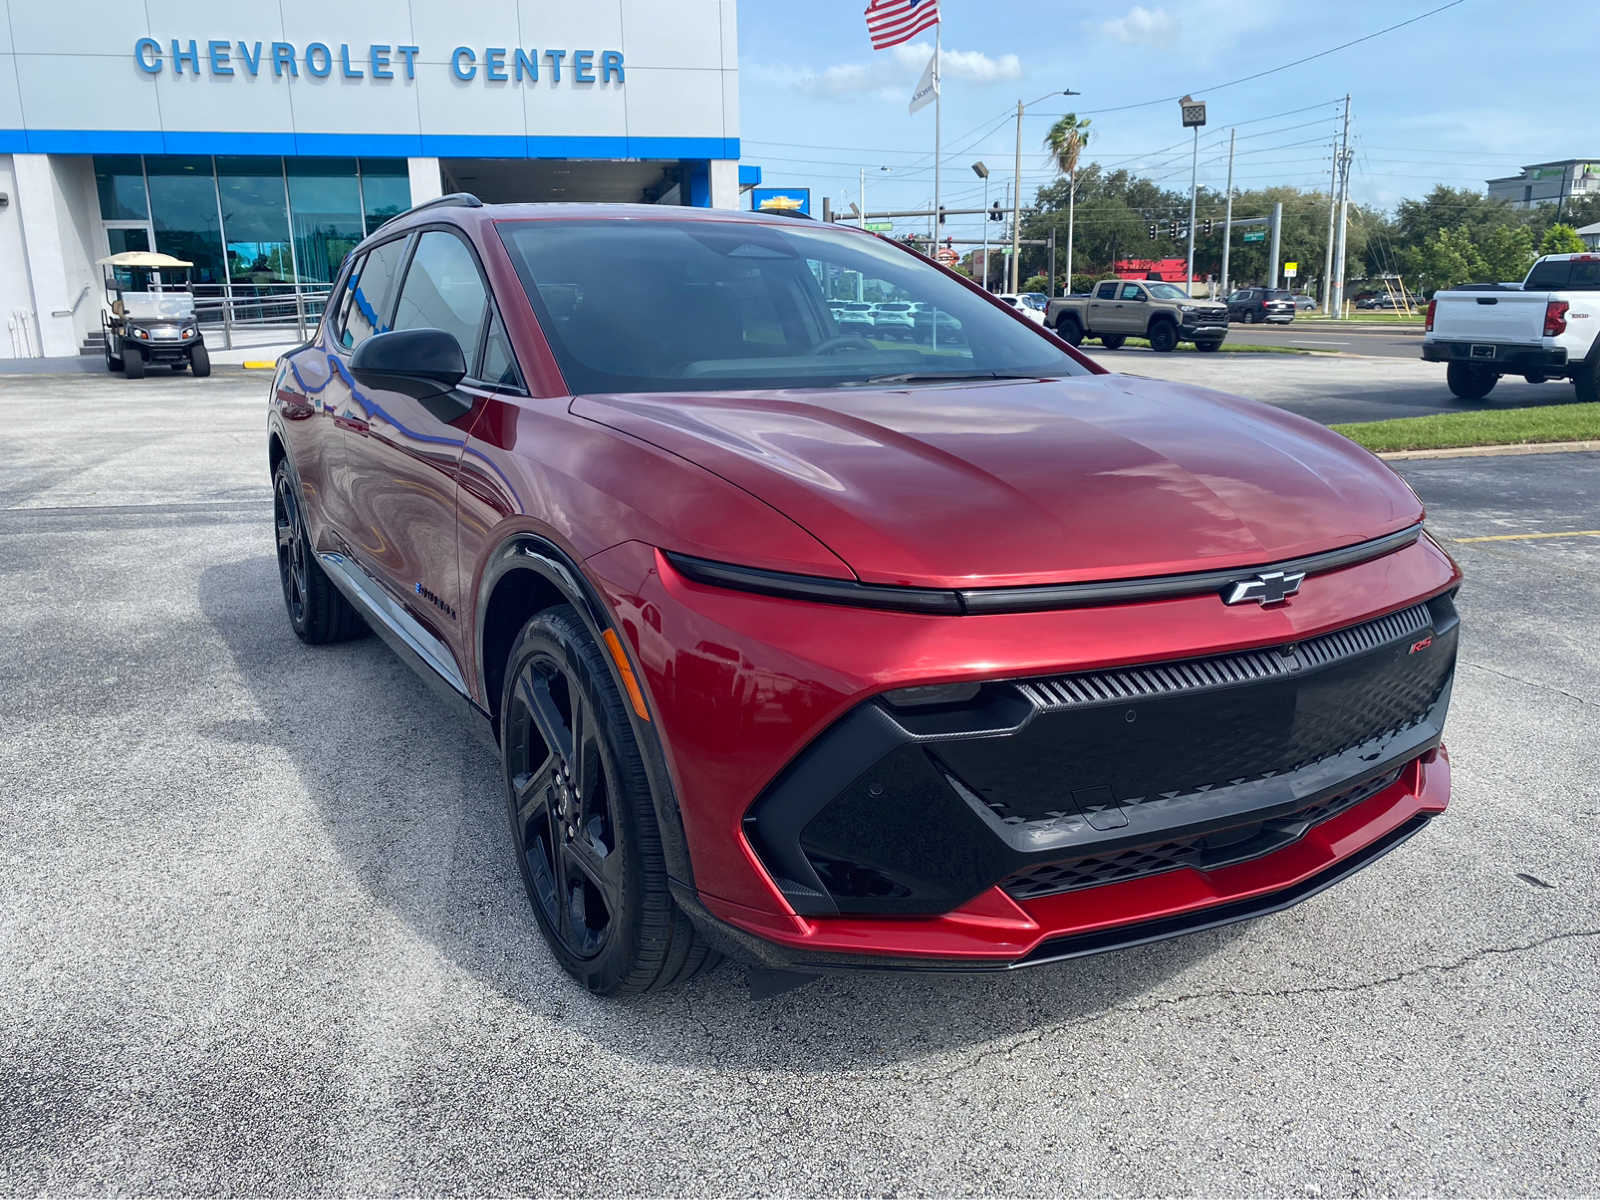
[1478,224,1536,282]
[1021,274,1050,293]
[1539,223,1586,255]
[1415,225,1488,291]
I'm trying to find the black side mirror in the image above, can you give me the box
[350,328,466,397]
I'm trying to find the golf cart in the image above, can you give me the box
[99,252,210,378]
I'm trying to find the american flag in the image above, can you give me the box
[865,0,940,50]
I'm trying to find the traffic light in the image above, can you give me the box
[1168,220,1179,239]
[1147,223,1157,240]
[990,201,1004,222]
[945,237,953,249]
[1203,218,1213,236]
[938,206,947,225]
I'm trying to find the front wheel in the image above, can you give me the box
[502,606,716,995]
[1195,340,1222,353]
[1148,321,1178,353]
[123,346,145,379]
[190,344,211,378]
[104,344,121,372]
[272,462,366,644]
[1446,362,1497,401]
[1055,317,1083,346]
[1100,335,1126,351]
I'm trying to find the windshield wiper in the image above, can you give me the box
[847,371,1049,386]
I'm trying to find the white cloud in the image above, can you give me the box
[1099,6,1178,47]
[747,44,1020,102]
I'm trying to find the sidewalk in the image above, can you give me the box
[0,329,301,375]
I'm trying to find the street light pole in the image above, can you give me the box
[1011,88,1078,293]
[1179,96,1207,297]
[972,161,990,290]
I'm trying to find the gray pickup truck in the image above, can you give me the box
[1046,279,1229,353]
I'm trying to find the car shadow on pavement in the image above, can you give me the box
[201,555,1237,1072]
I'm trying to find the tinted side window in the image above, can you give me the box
[1095,281,1118,299]
[1525,259,1573,290]
[1573,259,1600,290]
[341,237,409,350]
[330,252,364,343]
[392,230,488,354]
[478,313,525,390]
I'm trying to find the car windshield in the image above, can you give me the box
[1144,283,1189,300]
[497,218,1088,393]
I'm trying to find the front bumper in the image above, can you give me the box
[585,535,1460,970]
[1180,317,1229,341]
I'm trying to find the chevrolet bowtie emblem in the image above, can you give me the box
[1222,569,1305,606]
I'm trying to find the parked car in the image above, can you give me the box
[871,300,916,337]
[268,196,1461,993]
[996,293,1046,326]
[909,301,966,344]
[1293,294,1318,311]
[1021,291,1050,309]
[1423,252,1600,401]
[831,301,876,329]
[1047,279,1228,351]
[1226,287,1296,324]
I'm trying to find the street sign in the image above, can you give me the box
[935,247,960,267]
[864,221,894,232]
[1179,95,1207,128]
[1284,262,1298,277]
[1243,230,1266,243]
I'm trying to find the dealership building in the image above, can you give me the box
[0,0,743,358]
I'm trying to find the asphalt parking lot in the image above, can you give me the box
[3,368,1597,1195]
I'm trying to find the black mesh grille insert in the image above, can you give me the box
[1002,768,1403,900]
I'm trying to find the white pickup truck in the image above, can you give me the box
[1422,253,1600,402]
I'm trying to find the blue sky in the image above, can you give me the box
[737,0,1600,231]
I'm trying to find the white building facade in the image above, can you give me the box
[1485,159,1600,211]
[0,0,741,358]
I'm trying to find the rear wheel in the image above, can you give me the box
[1100,335,1126,351]
[1243,310,1259,324]
[123,346,145,379]
[1196,340,1222,353]
[1575,357,1599,405]
[502,606,716,994]
[190,344,211,378]
[1148,321,1178,353]
[1446,362,1497,401]
[1055,316,1083,346]
[272,462,366,644]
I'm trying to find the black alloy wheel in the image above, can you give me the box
[501,606,715,994]
[1446,362,1498,401]
[1148,321,1179,353]
[274,468,309,628]
[1100,335,1126,350]
[1056,317,1084,346]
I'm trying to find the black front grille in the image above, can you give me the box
[1001,768,1402,900]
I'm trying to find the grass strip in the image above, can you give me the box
[1332,403,1600,453]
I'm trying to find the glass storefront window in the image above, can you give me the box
[288,159,364,285]
[360,160,411,235]
[217,157,293,288]
[144,156,226,285]
[94,156,148,221]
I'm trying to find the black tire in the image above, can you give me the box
[1243,310,1259,324]
[123,346,145,379]
[1446,362,1497,401]
[501,605,717,995]
[104,344,121,372]
[1575,357,1599,405]
[1055,316,1084,346]
[170,359,187,373]
[1148,320,1178,353]
[1100,335,1126,351]
[1196,340,1222,353]
[190,344,211,378]
[272,461,366,644]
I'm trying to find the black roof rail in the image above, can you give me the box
[378,192,483,230]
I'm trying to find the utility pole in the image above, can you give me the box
[1268,201,1282,289]
[1011,98,1024,292]
[1048,227,1056,295]
[858,167,867,229]
[1332,94,1352,316]
[1220,127,1236,295]
[972,160,991,290]
[1322,137,1338,313]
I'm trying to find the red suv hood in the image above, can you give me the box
[572,375,1421,588]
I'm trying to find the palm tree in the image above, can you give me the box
[1044,114,1091,293]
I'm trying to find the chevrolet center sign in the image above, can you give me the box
[131,38,626,84]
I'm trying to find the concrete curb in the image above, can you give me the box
[1377,440,1600,461]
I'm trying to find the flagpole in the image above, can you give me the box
[932,20,941,255]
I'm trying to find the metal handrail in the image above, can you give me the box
[186,282,335,348]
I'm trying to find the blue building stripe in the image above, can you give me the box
[1,128,739,161]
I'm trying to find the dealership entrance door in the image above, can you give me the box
[439,159,695,206]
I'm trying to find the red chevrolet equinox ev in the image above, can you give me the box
[267,197,1459,994]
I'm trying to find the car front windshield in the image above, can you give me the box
[497,218,1088,393]
[1144,283,1190,300]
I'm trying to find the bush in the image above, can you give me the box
[1539,223,1586,256]
[1070,272,1106,295]
[1021,274,1050,294]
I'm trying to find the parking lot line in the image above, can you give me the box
[1452,530,1600,543]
